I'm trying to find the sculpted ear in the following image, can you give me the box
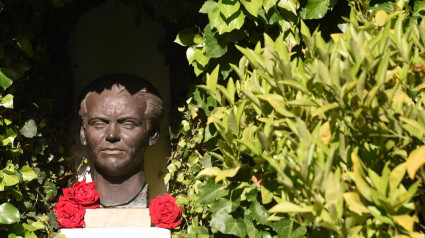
[80,126,87,145]
[149,129,160,146]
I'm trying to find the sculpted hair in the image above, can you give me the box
[79,74,163,133]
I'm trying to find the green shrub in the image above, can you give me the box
[168,0,425,237]
[0,1,94,236]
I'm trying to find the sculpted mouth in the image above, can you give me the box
[101,148,125,153]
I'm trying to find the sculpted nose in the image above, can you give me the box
[105,123,121,143]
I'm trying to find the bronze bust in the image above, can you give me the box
[79,74,163,207]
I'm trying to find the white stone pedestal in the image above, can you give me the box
[60,227,171,238]
[59,208,171,238]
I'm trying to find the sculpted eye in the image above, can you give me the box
[122,121,137,130]
[90,120,107,129]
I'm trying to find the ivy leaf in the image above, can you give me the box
[241,0,263,17]
[250,201,269,225]
[3,164,19,186]
[211,211,247,237]
[0,203,20,224]
[196,180,228,204]
[218,0,240,18]
[263,0,278,13]
[194,47,209,67]
[211,199,232,213]
[211,7,245,34]
[43,181,57,201]
[20,166,37,182]
[3,172,19,187]
[300,0,335,19]
[1,94,13,108]
[200,0,218,18]
[278,0,298,15]
[19,119,37,138]
[0,69,13,89]
[205,25,228,58]
[175,28,196,46]
[270,220,306,238]
[244,215,261,238]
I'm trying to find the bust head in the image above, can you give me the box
[79,74,163,206]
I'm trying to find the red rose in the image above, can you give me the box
[149,193,182,229]
[53,196,86,228]
[63,179,100,209]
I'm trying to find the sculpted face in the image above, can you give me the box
[83,90,149,177]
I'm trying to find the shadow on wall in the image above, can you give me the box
[69,0,170,201]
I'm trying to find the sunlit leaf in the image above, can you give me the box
[0,203,20,224]
[343,192,369,215]
[19,119,37,138]
[269,202,313,213]
[241,0,263,17]
[406,145,425,179]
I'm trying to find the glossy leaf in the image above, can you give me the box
[406,145,425,179]
[0,203,20,224]
[19,119,37,138]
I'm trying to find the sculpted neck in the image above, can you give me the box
[93,168,145,207]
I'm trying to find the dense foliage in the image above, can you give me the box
[167,0,425,237]
[1,0,425,237]
[0,0,102,236]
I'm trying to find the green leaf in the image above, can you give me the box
[278,0,298,15]
[370,2,394,13]
[244,216,261,238]
[200,0,218,17]
[406,145,425,179]
[211,211,247,237]
[263,0,278,13]
[175,28,196,46]
[211,7,245,34]
[269,202,313,213]
[375,51,389,84]
[206,65,220,93]
[23,221,45,231]
[197,180,228,204]
[43,181,57,201]
[205,25,228,58]
[0,69,13,89]
[218,0,240,18]
[20,166,37,182]
[400,117,425,139]
[3,171,19,187]
[210,199,232,213]
[1,94,13,108]
[270,219,306,238]
[250,201,269,224]
[0,203,20,224]
[290,226,308,238]
[194,47,209,67]
[389,162,406,192]
[256,94,295,117]
[241,0,263,17]
[271,220,293,238]
[343,192,370,215]
[300,0,333,19]
[197,166,240,182]
[19,119,37,138]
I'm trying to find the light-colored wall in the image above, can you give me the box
[69,0,169,200]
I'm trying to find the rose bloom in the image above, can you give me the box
[149,193,182,229]
[53,196,86,228]
[63,179,100,209]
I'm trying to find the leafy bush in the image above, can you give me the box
[167,0,425,237]
[0,1,101,236]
